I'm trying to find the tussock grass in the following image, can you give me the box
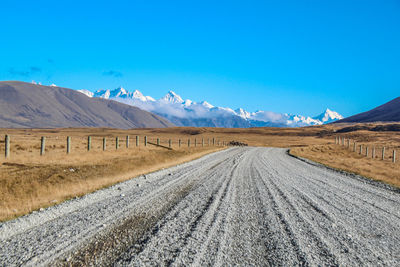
[0,147,224,221]
[0,128,226,221]
[0,124,399,221]
[291,128,400,188]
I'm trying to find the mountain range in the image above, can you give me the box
[0,81,173,128]
[78,87,344,128]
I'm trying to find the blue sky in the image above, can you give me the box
[1,0,399,117]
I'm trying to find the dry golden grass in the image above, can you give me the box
[0,128,227,221]
[291,144,400,188]
[0,123,399,221]
[290,123,400,188]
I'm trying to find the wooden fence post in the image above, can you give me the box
[347,139,350,148]
[366,146,369,157]
[116,137,119,150]
[40,136,46,156]
[5,135,10,158]
[87,136,91,151]
[393,150,396,163]
[126,136,129,148]
[353,142,356,152]
[144,136,147,146]
[382,147,385,160]
[179,139,181,147]
[157,138,160,146]
[194,138,197,147]
[213,138,215,146]
[67,136,71,154]
[136,136,139,147]
[359,145,362,155]
[372,147,375,159]
[188,139,191,147]
[103,137,106,151]
[169,139,172,148]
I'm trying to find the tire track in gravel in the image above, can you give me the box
[54,152,240,266]
[0,148,240,266]
[259,151,380,264]
[115,150,242,266]
[1,147,400,266]
[258,148,400,266]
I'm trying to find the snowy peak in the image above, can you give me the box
[77,89,94,98]
[161,90,184,103]
[201,101,214,109]
[93,89,111,99]
[109,87,129,98]
[131,89,145,101]
[313,108,343,123]
[89,87,155,102]
[131,89,155,101]
[77,86,343,128]
[235,108,251,119]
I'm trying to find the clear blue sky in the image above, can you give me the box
[1,0,399,117]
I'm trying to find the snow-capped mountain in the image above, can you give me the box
[235,108,251,119]
[80,87,156,102]
[312,108,343,123]
[161,91,184,103]
[77,87,343,128]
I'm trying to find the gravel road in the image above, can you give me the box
[1,147,400,266]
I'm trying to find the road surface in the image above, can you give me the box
[1,147,399,266]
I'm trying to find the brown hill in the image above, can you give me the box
[0,81,174,128]
[338,96,400,123]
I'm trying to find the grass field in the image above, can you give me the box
[0,124,399,221]
[290,124,400,189]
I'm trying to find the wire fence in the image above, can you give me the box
[334,136,397,163]
[1,134,227,159]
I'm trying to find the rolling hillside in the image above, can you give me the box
[0,81,174,128]
[338,96,400,123]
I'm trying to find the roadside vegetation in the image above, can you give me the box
[291,126,400,188]
[0,123,399,221]
[0,128,226,221]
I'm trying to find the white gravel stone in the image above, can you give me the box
[1,148,399,266]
